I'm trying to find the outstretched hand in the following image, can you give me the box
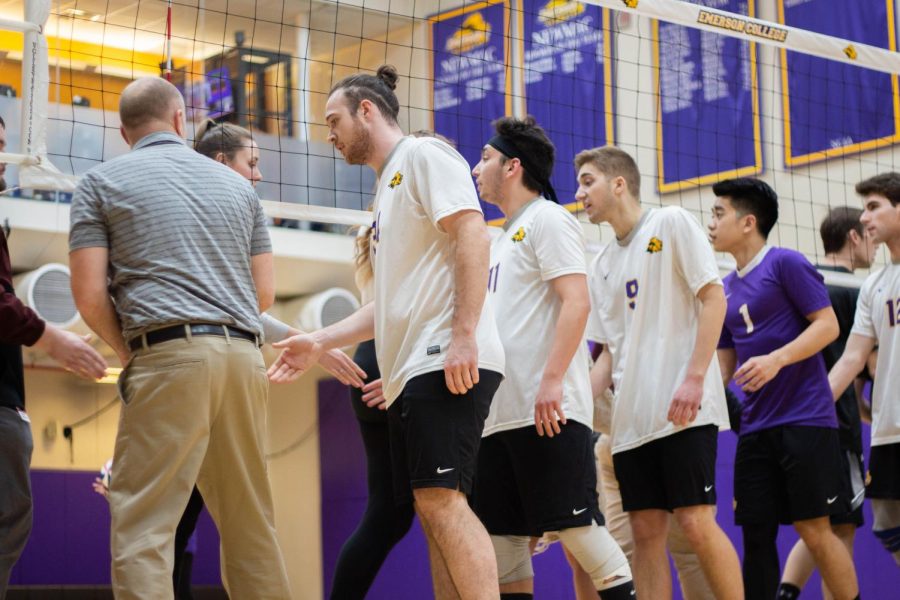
[318,349,366,388]
[268,334,325,383]
[38,328,108,380]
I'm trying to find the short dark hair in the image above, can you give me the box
[329,65,400,124]
[820,206,864,254]
[0,115,5,129]
[855,172,900,206]
[712,177,779,238]
[491,115,554,194]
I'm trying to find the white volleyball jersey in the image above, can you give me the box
[371,136,505,406]
[851,263,900,446]
[587,206,729,454]
[484,199,593,436]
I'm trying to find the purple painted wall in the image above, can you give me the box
[10,469,221,586]
[319,380,900,599]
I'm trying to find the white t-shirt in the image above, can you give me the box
[484,199,593,436]
[851,263,900,447]
[371,136,505,406]
[587,206,729,454]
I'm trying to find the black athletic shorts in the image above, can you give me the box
[472,421,603,537]
[868,442,900,500]
[612,424,719,512]
[387,369,502,504]
[734,426,847,525]
[831,450,865,527]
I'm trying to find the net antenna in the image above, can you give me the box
[164,0,174,81]
[1,0,77,193]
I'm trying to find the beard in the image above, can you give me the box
[339,118,371,165]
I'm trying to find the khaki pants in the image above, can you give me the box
[596,435,714,600]
[110,334,290,599]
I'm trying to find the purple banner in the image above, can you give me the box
[655,0,762,192]
[10,469,220,587]
[431,0,511,223]
[778,0,900,166]
[523,0,614,208]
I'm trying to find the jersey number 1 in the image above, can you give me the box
[739,303,754,334]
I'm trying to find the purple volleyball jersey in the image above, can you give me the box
[719,247,837,435]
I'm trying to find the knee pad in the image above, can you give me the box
[556,523,631,590]
[491,535,533,585]
[872,500,900,565]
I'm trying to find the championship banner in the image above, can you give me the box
[654,0,762,192]
[523,0,614,207]
[582,0,900,76]
[778,0,900,166]
[430,0,512,223]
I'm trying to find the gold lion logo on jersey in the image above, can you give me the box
[843,44,858,60]
[622,0,638,8]
[511,226,526,242]
[388,171,403,189]
[866,470,872,486]
[646,236,663,253]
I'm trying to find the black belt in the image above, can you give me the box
[129,324,257,351]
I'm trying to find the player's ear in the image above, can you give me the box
[847,228,861,246]
[359,98,373,120]
[742,213,757,234]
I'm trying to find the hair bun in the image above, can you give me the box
[376,65,399,91]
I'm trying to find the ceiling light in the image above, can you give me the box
[61,8,104,21]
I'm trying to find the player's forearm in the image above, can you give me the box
[73,293,129,362]
[541,294,590,383]
[685,284,726,380]
[590,348,612,398]
[311,301,375,350]
[769,313,838,370]
[450,218,490,338]
[829,353,868,401]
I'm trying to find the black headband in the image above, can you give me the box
[487,135,558,203]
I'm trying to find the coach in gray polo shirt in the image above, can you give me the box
[69,77,291,599]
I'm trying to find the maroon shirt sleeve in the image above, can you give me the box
[0,228,46,346]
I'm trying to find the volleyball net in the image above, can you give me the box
[1,0,898,262]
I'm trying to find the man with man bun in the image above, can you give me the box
[269,65,506,599]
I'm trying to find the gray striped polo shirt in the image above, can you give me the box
[69,131,271,341]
